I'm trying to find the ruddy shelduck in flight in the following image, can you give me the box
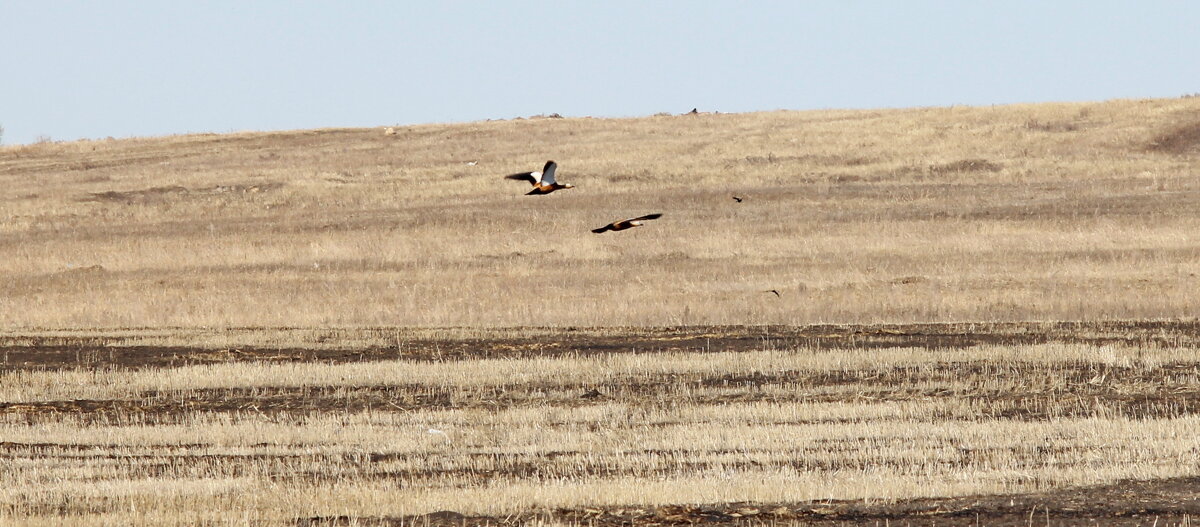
[505,160,575,195]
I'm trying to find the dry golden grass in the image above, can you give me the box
[3,98,1200,326]
[0,343,1189,403]
[4,100,1200,524]
[2,333,1200,525]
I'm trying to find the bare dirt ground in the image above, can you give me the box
[301,475,1200,526]
[5,320,1199,371]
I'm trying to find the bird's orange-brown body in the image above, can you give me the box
[505,160,574,195]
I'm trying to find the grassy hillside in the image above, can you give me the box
[2,98,1200,327]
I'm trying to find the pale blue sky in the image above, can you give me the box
[2,1,1197,145]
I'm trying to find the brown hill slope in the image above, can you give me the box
[2,99,1199,326]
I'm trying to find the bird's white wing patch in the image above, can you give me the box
[530,171,543,184]
[541,163,557,185]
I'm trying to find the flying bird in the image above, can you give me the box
[764,289,780,297]
[591,213,663,234]
[732,196,743,203]
[505,160,574,195]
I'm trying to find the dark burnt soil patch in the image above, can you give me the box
[0,344,415,371]
[84,185,190,203]
[339,444,1194,485]
[5,438,1198,502]
[297,476,1200,527]
[4,320,1200,371]
[7,390,1200,424]
[0,444,921,483]
[928,158,1003,175]
[1148,119,1200,155]
[4,360,1199,422]
[82,182,283,204]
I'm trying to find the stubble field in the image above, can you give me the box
[3,324,1200,525]
[2,97,1200,524]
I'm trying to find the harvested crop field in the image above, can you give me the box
[2,322,1199,526]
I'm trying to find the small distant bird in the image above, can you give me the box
[764,289,780,297]
[505,160,575,195]
[732,196,743,203]
[688,108,699,115]
[466,161,477,166]
[592,213,663,234]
